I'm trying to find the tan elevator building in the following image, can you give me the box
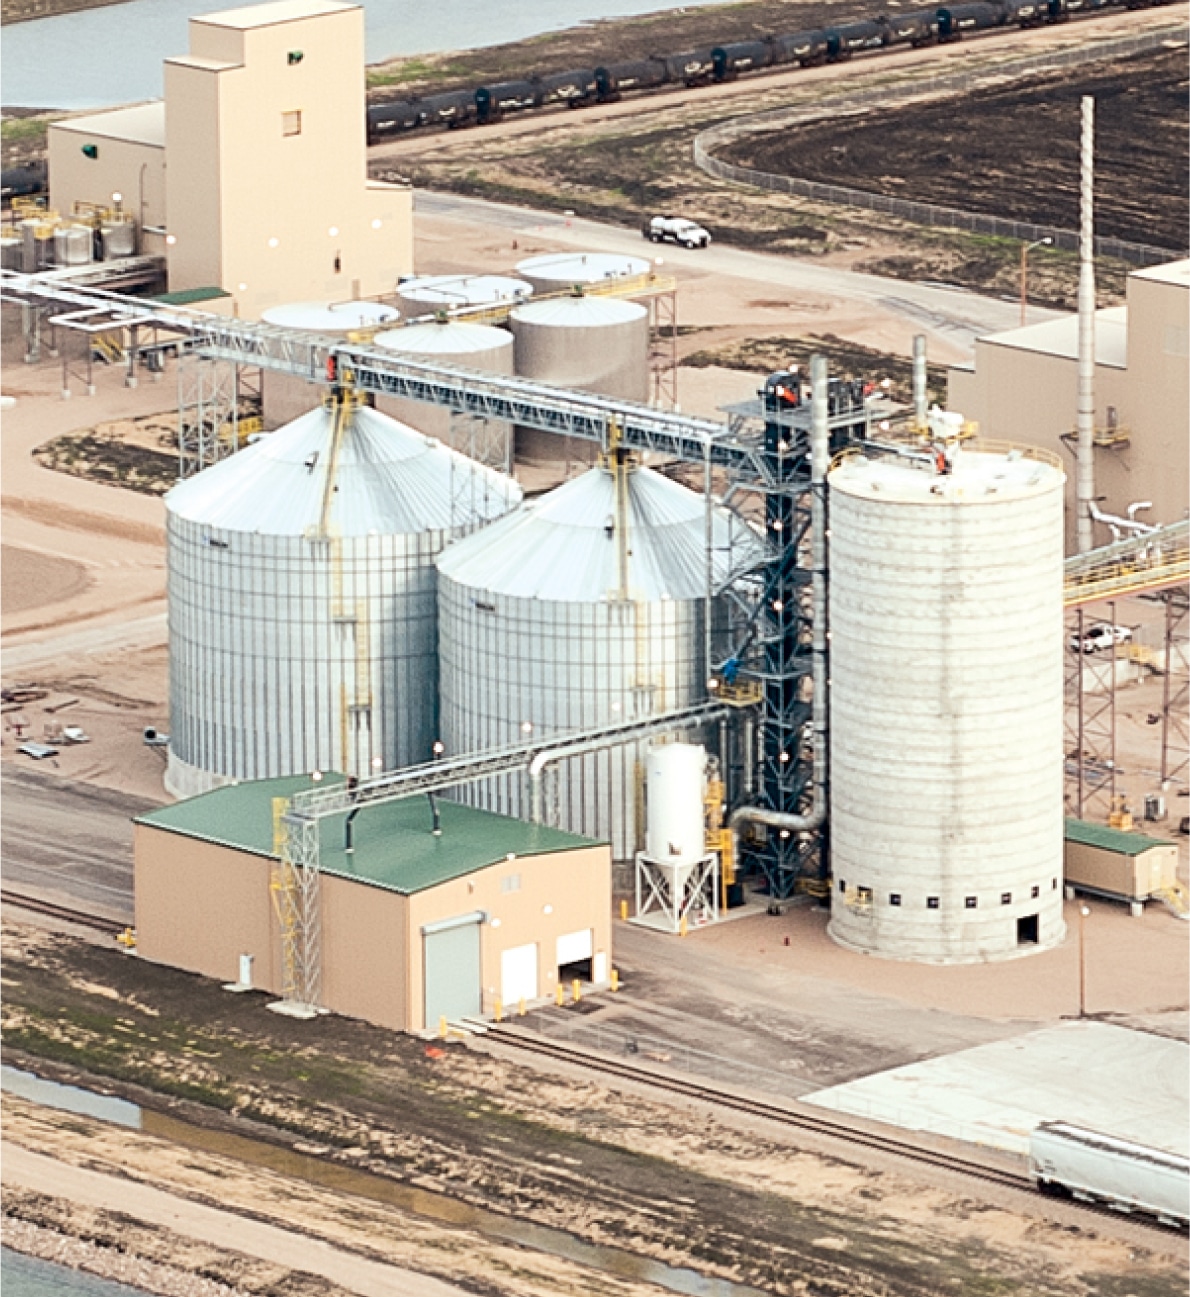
[48,0,413,318]
[134,774,613,1033]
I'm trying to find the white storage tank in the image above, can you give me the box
[99,215,135,259]
[510,293,649,463]
[165,399,521,799]
[437,463,758,860]
[372,319,515,467]
[260,300,399,427]
[53,224,92,266]
[645,742,708,890]
[397,274,532,316]
[827,444,1066,963]
[514,251,651,295]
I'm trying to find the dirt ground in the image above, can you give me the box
[720,46,1189,251]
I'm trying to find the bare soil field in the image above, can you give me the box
[720,46,1190,251]
[4,920,1187,1297]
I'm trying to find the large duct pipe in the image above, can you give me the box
[729,353,831,865]
[1076,95,1097,554]
[912,334,928,430]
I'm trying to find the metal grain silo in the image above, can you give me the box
[260,301,399,427]
[437,461,757,860]
[372,319,515,468]
[514,251,650,295]
[164,397,521,799]
[510,294,649,462]
[396,274,531,316]
[826,444,1066,963]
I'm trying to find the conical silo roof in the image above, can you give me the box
[437,465,756,601]
[509,295,646,329]
[166,403,520,537]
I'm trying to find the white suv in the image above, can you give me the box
[643,215,711,248]
[1069,623,1132,654]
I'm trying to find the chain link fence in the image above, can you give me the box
[693,23,1188,267]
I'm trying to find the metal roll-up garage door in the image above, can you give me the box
[423,912,484,1026]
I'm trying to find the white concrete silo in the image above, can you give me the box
[827,445,1067,963]
[259,300,399,427]
[513,252,650,296]
[510,293,649,463]
[436,462,758,860]
[165,398,521,799]
[372,319,515,468]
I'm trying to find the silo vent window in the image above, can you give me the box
[889,893,901,907]
[1052,878,1058,889]
[204,535,229,550]
[1031,885,1040,899]
[1001,892,1012,905]
[965,896,978,909]
[926,896,939,910]
[837,878,846,894]
[282,110,302,137]
[473,599,496,613]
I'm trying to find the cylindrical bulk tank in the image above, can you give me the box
[437,463,758,860]
[164,399,521,799]
[20,219,55,271]
[645,742,708,892]
[259,300,399,428]
[511,294,649,463]
[396,274,532,317]
[53,224,92,266]
[99,216,135,259]
[372,319,515,468]
[826,446,1066,964]
[514,252,651,295]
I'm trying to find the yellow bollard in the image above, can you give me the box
[572,979,581,1003]
[679,915,688,938]
[438,1015,447,1039]
[494,998,503,1023]
[620,898,628,921]
[518,998,526,1018]
[611,968,620,993]
[555,982,564,1007]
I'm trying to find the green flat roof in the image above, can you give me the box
[151,286,231,305]
[1064,817,1174,857]
[136,773,601,895]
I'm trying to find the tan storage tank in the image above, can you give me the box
[372,319,515,469]
[1064,819,1180,916]
[510,293,649,463]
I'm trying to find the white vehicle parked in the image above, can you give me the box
[643,215,711,248]
[1069,622,1132,654]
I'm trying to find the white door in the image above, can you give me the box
[501,943,538,1005]
[556,928,593,966]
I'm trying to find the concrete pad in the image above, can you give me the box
[802,1021,1189,1157]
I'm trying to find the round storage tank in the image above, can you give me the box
[99,216,135,259]
[826,446,1066,964]
[437,464,759,860]
[373,319,515,468]
[259,300,399,427]
[165,400,521,799]
[397,274,532,316]
[53,224,92,266]
[514,252,650,295]
[645,742,708,888]
[510,294,649,463]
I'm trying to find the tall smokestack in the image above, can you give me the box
[1076,95,1096,553]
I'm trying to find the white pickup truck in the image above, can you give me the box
[642,215,711,248]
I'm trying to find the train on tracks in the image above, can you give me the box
[366,0,1173,140]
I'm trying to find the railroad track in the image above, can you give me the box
[1,890,128,936]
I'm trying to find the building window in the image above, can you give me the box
[927,896,939,910]
[288,49,304,64]
[1001,892,1012,905]
[1031,885,1040,899]
[282,110,302,136]
[856,886,872,904]
[500,874,521,894]
[965,896,978,909]
[889,893,901,907]
[838,878,846,894]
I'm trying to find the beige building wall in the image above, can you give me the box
[320,876,409,1032]
[134,825,278,990]
[948,261,1190,553]
[405,844,613,1033]
[164,0,413,316]
[47,106,166,252]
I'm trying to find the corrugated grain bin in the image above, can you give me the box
[828,446,1067,963]
[1063,819,1179,913]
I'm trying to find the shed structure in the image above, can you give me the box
[1063,818,1180,915]
[135,773,611,1032]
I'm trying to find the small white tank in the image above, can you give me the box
[53,224,92,266]
[645,743,708,884]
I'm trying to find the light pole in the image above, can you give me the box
[1077,903,1091,1017]
[1020,237,1054,326]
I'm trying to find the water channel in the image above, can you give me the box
[2,0,727,111]
[1,1065,770,1297]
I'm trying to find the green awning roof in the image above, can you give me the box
[151,286,231,305]
[136,773,601,895]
